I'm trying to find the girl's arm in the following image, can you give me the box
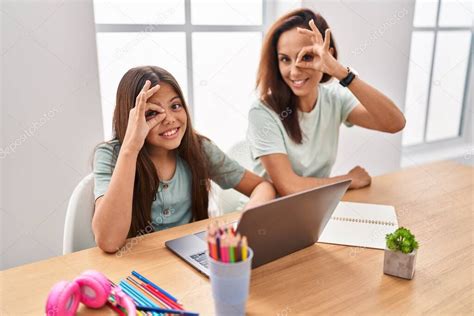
[92,81,165,253]
[233,171,276,211]
[93,149,138,253]
[260,153,371,196]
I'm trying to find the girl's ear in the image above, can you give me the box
[329,47,335,56]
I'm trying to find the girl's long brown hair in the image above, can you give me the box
[111,66,210,237]
[257,8,337,144]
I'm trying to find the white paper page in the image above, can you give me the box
[318,201,399,249]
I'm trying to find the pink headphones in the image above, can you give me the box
[45,270,136,316]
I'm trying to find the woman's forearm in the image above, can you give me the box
[333,66,406,132]
[277,174,350,196]
[92,148,138,252]
[243,181,276,211]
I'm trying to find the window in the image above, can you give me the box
[403,0,472,146]
[93,0,270,152]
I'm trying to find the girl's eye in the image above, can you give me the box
[280,57,289,62]
[145,110,158,121]
[171,103,182,111]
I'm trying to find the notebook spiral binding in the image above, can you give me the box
[330,216,396,226]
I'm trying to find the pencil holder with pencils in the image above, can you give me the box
[207,222,253,316]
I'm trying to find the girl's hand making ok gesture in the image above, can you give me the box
[296,19,347,80]
[122,80,166,154]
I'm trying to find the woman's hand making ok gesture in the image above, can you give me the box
[296,19,347,80]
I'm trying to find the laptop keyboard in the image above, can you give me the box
[190,251,208,268]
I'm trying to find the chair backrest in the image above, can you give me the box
[227,140,253,170]
[62,173,96,254]
[213,140,253,215]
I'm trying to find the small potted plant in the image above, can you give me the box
[384,227,419,279]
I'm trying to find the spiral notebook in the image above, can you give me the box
[318,201,399,249]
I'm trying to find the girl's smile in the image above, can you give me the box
[159,126,180,139]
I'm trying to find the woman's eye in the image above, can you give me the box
[280,57,289,62]
[302,54,313,62]
[171,103,182,111]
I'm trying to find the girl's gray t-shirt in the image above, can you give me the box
[93,138,245,231]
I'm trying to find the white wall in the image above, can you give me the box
[302,0,415,176]
[1,0,103,270]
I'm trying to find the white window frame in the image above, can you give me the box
[95,0,276,118]
[402,0,473,165]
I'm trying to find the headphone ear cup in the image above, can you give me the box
[45,280,81,316]
[75,270,111,308]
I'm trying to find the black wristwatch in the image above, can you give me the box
[339,67,356,87]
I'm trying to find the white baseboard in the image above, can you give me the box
[402,142,473,167]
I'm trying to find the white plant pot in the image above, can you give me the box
[383,248,417,280]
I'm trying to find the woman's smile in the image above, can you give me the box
[289,78,309,89]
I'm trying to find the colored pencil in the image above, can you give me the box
[229,235,235,263]
[131,271,178,302]
[221,236,229,263]
[136,305,199,316]
[119,281,154,307]
[144,283,184,310]
[235,233,242,262]
[121,280,160,316]
[207,236,215,259]
[119,283,152,316]
[107,302,126,316]
[242,236,248,260]
[209,236,219,259]
[207,221,250,264]
[126,276,170,309]
[215,234,221,260]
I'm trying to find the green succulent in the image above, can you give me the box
[385,227,419,254]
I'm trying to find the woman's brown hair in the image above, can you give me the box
[110,66,210,238]
[256,8,337,144]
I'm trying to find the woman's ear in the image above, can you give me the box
[329,47,335,56]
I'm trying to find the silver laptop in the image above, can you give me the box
[165,180,351,277]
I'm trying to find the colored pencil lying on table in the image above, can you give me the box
[143,283,184,310]
[127,276,182,310]
[131,270,178,302]
[115,271,198,316]
[107,302,126,316]
[136,305,199,316]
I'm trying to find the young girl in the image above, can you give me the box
[93,66,275,253]
[247,9,406,196]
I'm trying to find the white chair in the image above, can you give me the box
[213,140,253,215]
[62,173,96,254]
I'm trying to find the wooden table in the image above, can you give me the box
[1,161,473,315]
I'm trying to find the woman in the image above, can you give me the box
[93,66,275,253]
[247,9,405,196]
